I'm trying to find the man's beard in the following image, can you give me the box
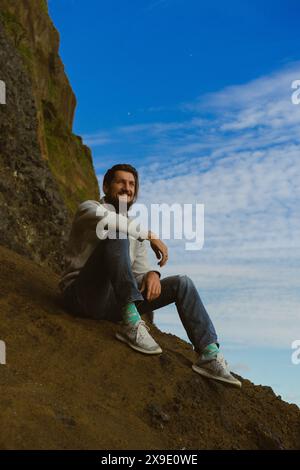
[104,193,134,213]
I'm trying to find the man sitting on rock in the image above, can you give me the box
[59,163,241,388]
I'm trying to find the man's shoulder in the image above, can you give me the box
[78,200,101,210]
[77,200,107,216]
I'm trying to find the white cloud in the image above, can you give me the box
[92,63,300,347]
[82,131,112,147]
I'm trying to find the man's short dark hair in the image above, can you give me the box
[103,164,139,202]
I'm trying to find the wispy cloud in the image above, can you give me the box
[88,62,300,348]
[82,131,112,147]
[144,0,171,12]
[229,362,251,373]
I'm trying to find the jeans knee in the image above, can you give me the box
[178,274,192,285]
[177,274,196,293]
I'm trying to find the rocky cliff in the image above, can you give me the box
[0,0,100,273]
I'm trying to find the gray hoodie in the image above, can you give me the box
[58,199,160,293]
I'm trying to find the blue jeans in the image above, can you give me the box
[62,238,218,353]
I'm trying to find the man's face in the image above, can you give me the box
[103,170,136,210]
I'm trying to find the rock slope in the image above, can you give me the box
[0,244,299,450]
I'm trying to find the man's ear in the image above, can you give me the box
[103,183,108,195]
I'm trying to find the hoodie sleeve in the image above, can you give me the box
[131,239,161,287]
[75,200,149,241]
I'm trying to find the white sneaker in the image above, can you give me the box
[192,353,242,388]
[116,320,162,355]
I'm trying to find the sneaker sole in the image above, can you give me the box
[192,364,242,388]
[115,332,163,355]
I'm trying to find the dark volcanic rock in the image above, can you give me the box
[0,1,99,274]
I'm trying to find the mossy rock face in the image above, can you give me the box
[0,0,100,273]
[44,111,96,214]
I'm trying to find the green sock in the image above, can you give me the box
[202,343,219,359]
[122,302,141,326]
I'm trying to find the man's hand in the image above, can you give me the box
[148,231,168,267]
[140,271,161,302]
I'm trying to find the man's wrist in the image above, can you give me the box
[148,230,159,240]
[138,230,155,242]
[147,270,161,279]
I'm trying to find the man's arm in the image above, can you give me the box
[75,200,149,241]
[131,239,160,287]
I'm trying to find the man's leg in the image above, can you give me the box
[137,275,218,354]
[64,238,144,321]
[138,274,241,387]
[63,237,163,354]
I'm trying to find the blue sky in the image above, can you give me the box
[48,1,300,406]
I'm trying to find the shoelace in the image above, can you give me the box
[127,320,150,338]
[217,354,228,366]
[215,354,230,373]
[136,320,150,339]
